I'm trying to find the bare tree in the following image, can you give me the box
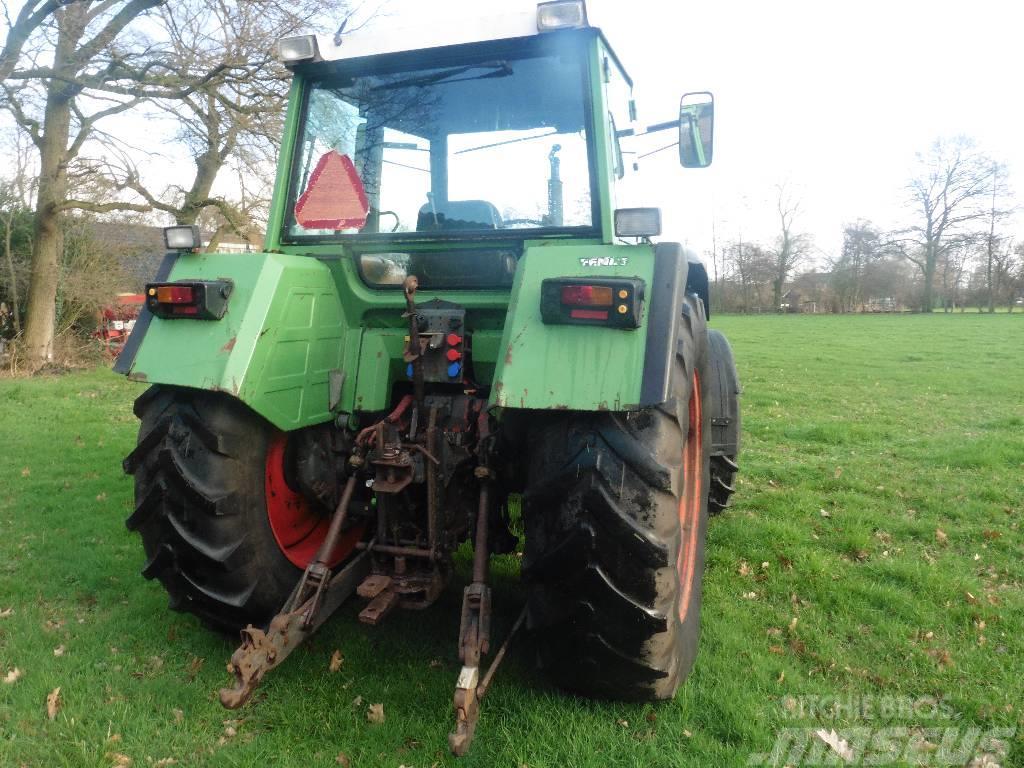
[830,219,884,312]
[892,136,995,312]
[2,0,186,364]
[0,1,62,82]
[108,0,349,240]
[2,0,347,365]
[937,237,975,312]
[723,238,774,313]
[770,185,812,311]
[981,162,1013,313]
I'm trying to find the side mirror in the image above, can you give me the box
[679,92,714,168]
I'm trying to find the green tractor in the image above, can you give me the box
[117,1,741,754]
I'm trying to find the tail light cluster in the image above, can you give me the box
[540,277,645,328]
[145,280,233,320]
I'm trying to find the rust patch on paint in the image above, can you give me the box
[220,336,237,354]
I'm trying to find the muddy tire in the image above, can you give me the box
[522,296,711,700]
[709,454,738,515]
[123,387,329,632]
[706,329,740,516]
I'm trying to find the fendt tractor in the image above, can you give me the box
[116,1,741,754]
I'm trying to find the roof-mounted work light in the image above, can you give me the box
[163,225,200,252]
[537,1,589,32]
[614,208,662,239]
[276,35,320,66]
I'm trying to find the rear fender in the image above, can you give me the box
[116,251,350,431]
[490,242,690,411]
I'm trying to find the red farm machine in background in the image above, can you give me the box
[96,293,145,356]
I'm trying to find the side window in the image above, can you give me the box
[603,53,634,208]
[608,112,624,180]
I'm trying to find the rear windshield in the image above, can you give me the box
[285,36,595,241]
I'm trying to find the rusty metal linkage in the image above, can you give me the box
[218,549,369,709]
[449,469,494,756]
[219,474,366,709]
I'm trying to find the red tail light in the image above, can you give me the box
[145,280,233,320]
[155,285,194,304]
[541,277,645,328]
[561,285,613,307]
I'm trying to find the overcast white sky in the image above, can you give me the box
[347,0,1024,262]
[13,0,1018,262]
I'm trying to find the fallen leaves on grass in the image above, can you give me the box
[335,753,351,767]
[329,650,344,673]
[0,607,12,618]
[3,668,22,684]
[153,759,178,767]
[21,467,30,477]
[738,560,751,576]
[815,729,854,762]
[171,708,184,724]
[927,648,954,668]
[185,656,204,681]
[366,703,385,724]
[819,509,831,518]
[350,695,363,708]
[742,591,758,600]
[616,718,629,728]
[54,645,65,657]
[935,529,948,545]
[46,687,62,720]
[106,752,132,767]
[217,720,241,746]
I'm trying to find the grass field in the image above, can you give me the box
[1,314,1022,767]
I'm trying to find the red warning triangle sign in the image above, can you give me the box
[294,151,369,231]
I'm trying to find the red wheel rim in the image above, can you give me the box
[265,434,363,569]
[676,372,703,622]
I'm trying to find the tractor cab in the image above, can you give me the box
[272,2,712,288]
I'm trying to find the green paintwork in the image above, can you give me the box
[490,242,654,410]
[125,31,690,425]
[126,251,349,431]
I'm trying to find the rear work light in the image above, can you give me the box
[145,280,233,320]
[541,277,645,328]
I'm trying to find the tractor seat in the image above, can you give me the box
[416,200,502,231]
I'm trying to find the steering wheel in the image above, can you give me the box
[378,210,400,233]
[363,208,400,233]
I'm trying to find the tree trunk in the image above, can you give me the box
[20,10,80,365]
[21,97,72,363]
[920,243,936,313]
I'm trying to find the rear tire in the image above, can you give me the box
[522,297,711,700]
[706,329,741,515]
[124,387,330,632]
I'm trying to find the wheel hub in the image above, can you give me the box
[265,434,363,569]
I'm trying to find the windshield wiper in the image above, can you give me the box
[371,61,512,91]
[454,129,559,155]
